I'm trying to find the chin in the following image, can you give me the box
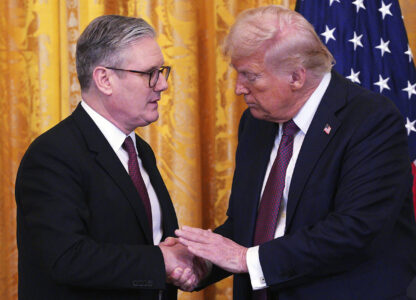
[147,112,159,124]
[249,108,267,121]
[135,112,159,127]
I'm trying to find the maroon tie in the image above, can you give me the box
[122,136,153,230]
[252,120,299,300]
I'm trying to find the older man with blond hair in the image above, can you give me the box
[177,5,416,300]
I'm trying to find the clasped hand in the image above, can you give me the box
[159,237,208,291]
[160,226,248,291]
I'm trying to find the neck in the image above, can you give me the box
[285,74,323,122]
[82,90,131,135]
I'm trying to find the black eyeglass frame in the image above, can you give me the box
[105,66,171,88]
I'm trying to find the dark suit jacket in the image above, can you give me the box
[208,70,416,299]
[408,277,416,299]
[15,104,178,300]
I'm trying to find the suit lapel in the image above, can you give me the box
[238,117,278,246]
[72,104,153,243]
[135,136,178,238]
[286,71,347,231]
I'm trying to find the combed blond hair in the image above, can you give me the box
[223,5,334,77]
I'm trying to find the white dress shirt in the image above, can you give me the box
[246,72,332,289]
[81,101,163,245]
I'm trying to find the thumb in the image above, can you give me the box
[162,236,178,247]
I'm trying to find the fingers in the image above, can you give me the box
[167,267,183,283]
[171,226,249,275]
[181,226,212,235]
[168,267,198,292]
[175,227,223,264]
[182,233,249,274]
[177,236,191,247]
[180,269,198,291]
[161,236,178,247]
[175,229,202,243]
[175,226,216,244]
[179,240,215,264]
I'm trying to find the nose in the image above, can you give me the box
[235,74,249,96]
[153,72,168,92]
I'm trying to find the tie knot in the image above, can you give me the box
[282,120,299,137]
[122,136,136,156]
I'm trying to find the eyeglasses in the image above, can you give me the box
[105,66,171,88]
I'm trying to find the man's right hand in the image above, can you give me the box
[159,237,208,291]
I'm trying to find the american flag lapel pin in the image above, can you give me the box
[323,123,331,135]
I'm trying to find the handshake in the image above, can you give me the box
[159,226,249,291]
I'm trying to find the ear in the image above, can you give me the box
[92,66,113,95]
[289,67,306,90]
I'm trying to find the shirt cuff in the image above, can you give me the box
[246,246,267,290]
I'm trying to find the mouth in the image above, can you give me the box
[147,98,160,107]
[150,97,160,102]
[244,96,255,106]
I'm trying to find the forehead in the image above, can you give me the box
[231,53,265,73]
[121,37,164,68]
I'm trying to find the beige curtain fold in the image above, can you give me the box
[1,1,414,299]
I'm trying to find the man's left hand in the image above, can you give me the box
[175,226,248,274]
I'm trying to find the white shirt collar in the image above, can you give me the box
[293,72,331,134]
[81,101,137,154]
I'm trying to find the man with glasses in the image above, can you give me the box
[15,15,201,300]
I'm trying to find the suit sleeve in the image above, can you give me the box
[259,98,413,289]
[15,135,167,290]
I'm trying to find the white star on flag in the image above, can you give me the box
[405,45,413,63]
[403,81,416,99]
[321,25,336,44]
[349,32,364,51]
[352,0,366,13]
[379,1,393,19]
[298,0,416,222]
[405,118,416,135]
[329,0,341,6]
[374,75,391,93]
[346,68,361,84]
[375,38,391,56]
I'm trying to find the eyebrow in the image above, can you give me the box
[144,62,165,72]
[230,63,255,73]
[143,66,159,72]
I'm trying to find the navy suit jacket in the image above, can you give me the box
[210,70,416,299]
[15,104,178,299]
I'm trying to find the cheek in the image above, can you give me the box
[269,86,289,103]
[130,89,150,106]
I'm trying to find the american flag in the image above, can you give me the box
[296,0,416,214]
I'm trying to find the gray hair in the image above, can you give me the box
[76,15,155,91]
[223,5,334,78]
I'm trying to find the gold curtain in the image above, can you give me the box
[1,1,415,299]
